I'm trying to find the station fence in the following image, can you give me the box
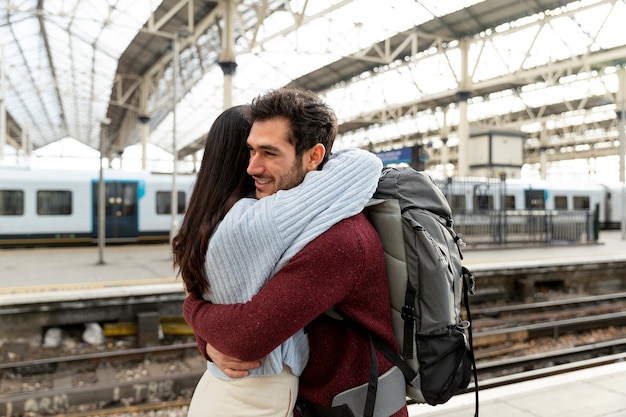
[452,210,594,247]
[430,176,596,247]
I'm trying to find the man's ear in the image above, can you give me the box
[305,143,326,171]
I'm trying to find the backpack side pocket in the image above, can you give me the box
[415,326,472,405]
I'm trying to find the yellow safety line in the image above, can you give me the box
[0,277,180,295]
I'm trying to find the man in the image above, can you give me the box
[184,88,408,417]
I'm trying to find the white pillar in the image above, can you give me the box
[456,94,470,177]
[617,68,626,239]
[22,126,29,165]
[456,40,471,177]
[618,68,626,183]
[140,121,149,170]
[539,122,548,180]
[139,77,151,171]
[440,108,450,177]
[170,32,180,244]
[0,45,6,161]
[218,0,237,109]
[97,119,110,265]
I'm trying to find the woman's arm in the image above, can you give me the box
[205,149,381,304]
[185,218,367,360]
[221,148,382,252]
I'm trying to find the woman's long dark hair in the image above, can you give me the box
[172,105,254,298]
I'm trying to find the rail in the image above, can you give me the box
[6,347,625,417]
[472,352,626,411]
[476,338,626,379]
[472,311,626,348]
[472,292,626,317]
[454,210,593,246]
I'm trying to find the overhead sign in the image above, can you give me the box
[373,147,412,165]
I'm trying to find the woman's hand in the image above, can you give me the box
[206,341,263,378]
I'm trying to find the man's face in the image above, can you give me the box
[247,117,319,199]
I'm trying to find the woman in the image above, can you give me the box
[173,104,382,416]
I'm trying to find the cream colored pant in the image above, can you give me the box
[187,365,298,417]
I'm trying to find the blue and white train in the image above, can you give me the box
[0,166,196,247]
[0,166,624,247]
[438,177,625,230]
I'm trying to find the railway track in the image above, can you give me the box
[471,292,626,321]
[1,293,625,416]
[470,292,626,338]
[472,311,626,348]
[469,292,626,356]
[0,343,203,416]
[11,347,624,417]
[2,317,625,416]
[476,337,626,380]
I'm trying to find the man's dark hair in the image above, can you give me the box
[248,88,338,168]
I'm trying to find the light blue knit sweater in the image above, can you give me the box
[204,148,382,379]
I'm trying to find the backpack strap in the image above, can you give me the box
[294,331,379,417]
[295,400,355,417]
[328,311,418,406]
[369,329,417,383]
[462,266,479,417]
[364,332,379,417]
[401,283,417,360]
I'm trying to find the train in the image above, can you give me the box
[0,166,196,247]
[0,166,624,247]
[436,176,625,230]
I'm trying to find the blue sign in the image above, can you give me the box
[373,147,412,165]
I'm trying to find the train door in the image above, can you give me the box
[92,181,139,239]
[524,189,546,209]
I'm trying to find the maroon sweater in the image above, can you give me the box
[183,213,408,417]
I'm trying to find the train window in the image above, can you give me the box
[37,190,72,215]
[156,191,186,214]
[474,194,493,211]
[554,196,568,210]
[573,196,590,210]
[121,183,137,215]
[449,195,466,211]
[0,190,24,215]
[504,195,516,209]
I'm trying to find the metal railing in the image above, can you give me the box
[430,176,597,247]
[453,210,593,246]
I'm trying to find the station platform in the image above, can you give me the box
[0,243,184,304]
[408,355,626,417]
[463,229,626,272]
[1,230,625,303]
[0,231,625,417]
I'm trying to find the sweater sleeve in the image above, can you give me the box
[205,149,381,303]
[263,148,382,245]
[220,148,381,254]
[184,217,369,361]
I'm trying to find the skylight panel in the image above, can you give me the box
[1,0,161,153]
[416,0,484,19]
[3,0,625,175]
[543,16,592,57]
[574,1,626,50]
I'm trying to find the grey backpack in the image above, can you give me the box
[365,166,477,412]
[311,166,478,417]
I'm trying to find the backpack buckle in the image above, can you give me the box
[401,305,415,321]
[462,267,476,295]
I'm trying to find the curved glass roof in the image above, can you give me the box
[1,0,625,182]
[149,0,485,154]
[1,0,160,150]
